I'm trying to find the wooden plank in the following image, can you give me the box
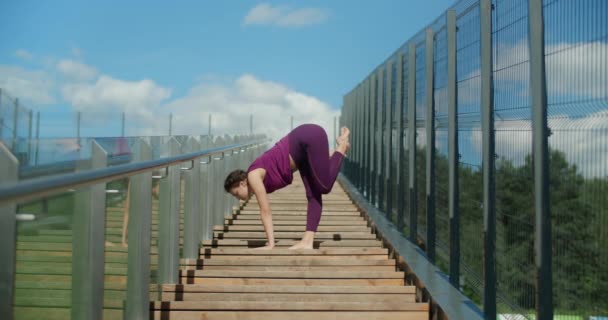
[181,257,395,266]
[161,292,416,302]
[226,219,368,226]
[233,215,363,221]
[184,278,404,286]
[214,232,376,240]
[201,239,381,247]
[150,300,427,311]
[199,248,388,255]
[214,225,370,232]
[180,266,395,271]
[179,270,404,279]
[161,284,416,294]
[238,211,359,215]
[151,311,427,320]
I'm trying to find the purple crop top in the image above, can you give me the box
[247,135,293,193]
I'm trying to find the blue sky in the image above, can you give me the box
[0,0,454,138]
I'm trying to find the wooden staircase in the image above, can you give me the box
[152,176,429,320]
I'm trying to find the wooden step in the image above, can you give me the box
[215,231,376,240]
[182,257,395,266]
[201,239,381,247]
[233,215,363,221]
[179,278,403,286]
[199,248,387,255]
[150,300,426,311]
[226,219,368,226]
[238,210,359,215]
[152,311,428,320]
[214,225,370,232]
[162,284,415,294]
[179,270,404,279]
[161,292,415,302]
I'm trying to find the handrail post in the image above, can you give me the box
[425,27,436,262]
[71,140,108,320]
[446,8,460,288]
[408,42,417,241]
[386,59,394,220]
[396,52,405,231]
[377,67,385,210]
[183,137,201,260]
[370,73,377,205]
[12,98,18,150]
[528,0,553,318]
[223,135,234,220]
[0,143,18,320]
[125,139,153,320]
[158,137,182,285]
[199,135,212,242]
[480,0,497,317]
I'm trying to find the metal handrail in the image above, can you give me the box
[0,139,267,206]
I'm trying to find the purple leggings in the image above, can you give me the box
[288,124,345,232]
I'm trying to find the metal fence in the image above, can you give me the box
[0,133,267,320]
[340,0,607,319]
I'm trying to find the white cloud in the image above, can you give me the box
[61,75,172,117]
[468,113,608,178]
[57,59,98,81]
[164,74,339,141]
[0,65,55,105]
[243,3,329,27]
[14,49,33,61]
[494,40,608,100]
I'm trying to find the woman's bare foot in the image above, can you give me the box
[288,241,314,250]
[336,126,351,155]
[288,231,315,250]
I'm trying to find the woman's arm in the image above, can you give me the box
[247,170,275,248]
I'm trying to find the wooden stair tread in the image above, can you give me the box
[150,300,428,311]
[199,248,387,255]
[153,311,428,320]
[182,258,394,265]
[161,284,416,293]
[179,270,404,279]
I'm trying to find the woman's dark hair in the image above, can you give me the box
[224,169,247,192]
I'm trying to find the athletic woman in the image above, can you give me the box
[224,123,350,250]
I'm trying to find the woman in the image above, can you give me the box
[224,123,350,250]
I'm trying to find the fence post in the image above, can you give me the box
[124,139,153,320]
[386,60,394,219]
[446,8,460,288]
[121,112,126,137]
[0,143,18,320]
[480,0,497,318]
[0,88,4,142]
[378,67,386,210]
[366,78,372,200]
[408,43,418,242]
[76,111,81,141]
[35,111,40,165]
[354,89,360,188]
[183,137,202,260]
[528,0,553,318]
[425,27,436,262]
[71,141,108,320]
[199,135,212,242]
[396,53,405,230]
[168,113,173,136]
[12,98,18,150]
[369,73,376,204]
[158,137,182,285]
